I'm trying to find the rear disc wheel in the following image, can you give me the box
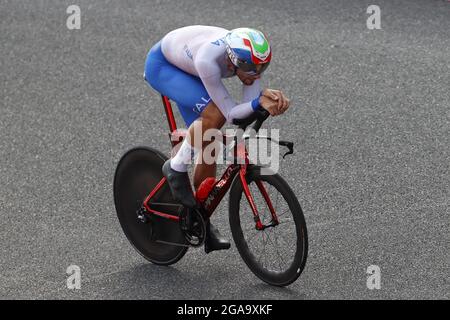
[114,147,188,265]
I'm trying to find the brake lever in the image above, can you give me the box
[278,140,294,159]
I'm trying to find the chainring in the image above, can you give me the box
[181,208,206,247]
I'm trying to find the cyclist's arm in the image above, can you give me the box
[242,79,261,103]
[196,61,260,123]
[202,74,260,122]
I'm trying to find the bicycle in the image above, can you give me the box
[114,95,308,286]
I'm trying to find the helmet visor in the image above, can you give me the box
[236,59,270,75]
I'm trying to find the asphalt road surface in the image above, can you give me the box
[1,0,449,299]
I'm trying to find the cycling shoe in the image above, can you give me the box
[204,222,231,254]
[162,160,197,208]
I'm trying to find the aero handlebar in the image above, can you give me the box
[232,107,270,132]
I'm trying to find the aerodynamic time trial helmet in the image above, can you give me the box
[225,28,272,75]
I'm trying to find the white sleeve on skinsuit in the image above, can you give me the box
[195,59,255,123]
[242,79,261,103]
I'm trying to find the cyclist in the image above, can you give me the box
[144,25,290,253]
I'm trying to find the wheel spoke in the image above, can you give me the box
[277,218,293,225]
[242,225,257,234]
[276,208,291,220]
[272,230,285,271]
[266,230,286,271]
[273,231,284,262]
[261,230,268,269]
[276,231,295,253]
[274,186,280,211]
[246,229,261,243]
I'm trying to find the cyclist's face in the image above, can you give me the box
[226,57,261,85]
[236,68,261,85]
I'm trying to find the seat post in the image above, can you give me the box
[161,95,184,148]
[161,95,177,133]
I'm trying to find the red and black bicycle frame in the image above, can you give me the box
[141,95,280,230]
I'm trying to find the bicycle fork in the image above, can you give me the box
[239,165,280,231]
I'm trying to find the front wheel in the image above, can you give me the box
[229,166,308,286]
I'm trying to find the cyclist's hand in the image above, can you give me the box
[262,89,290,114]
[259,95,282,116]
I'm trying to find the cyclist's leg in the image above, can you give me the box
[189,103,230,253]
[144,41,210,128]
[144,41,220,205]
[191,102,226,190]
